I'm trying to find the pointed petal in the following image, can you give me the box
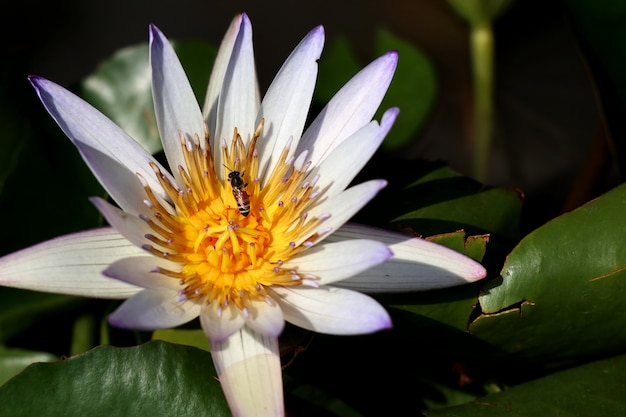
[328,223,487,292]
[312,107,398,197]
[283,239,392,285]
[149,25,205,185]
[199,302,246,342]
[0,228,142,299]
[28,76,171,209]
[108,288,200,330]
[209,328,284,417]
[270,286,391,335]
[103,256,181,290]
[304,179,387,244]
[214,14,261,179]
[203,14,242,133]
[257,26,325,185]
[297,51,398,167]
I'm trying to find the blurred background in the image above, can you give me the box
[0,0,609,233]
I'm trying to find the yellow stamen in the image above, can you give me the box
[140,121,325,311]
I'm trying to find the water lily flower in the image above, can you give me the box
[0,13,486,417]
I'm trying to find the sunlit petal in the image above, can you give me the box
[108,288,201,329]
[297,51,398,167]
[0,228,142,298]
[328,223,487,291]
[312,107,399,197]
[256,25,325,184]
[150,24,205,185]
[28,76,171,207]
[214,13,260,178]
[271,286,392,334]
[203,14,243,134]
[283,239,392,285]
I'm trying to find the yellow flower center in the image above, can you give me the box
[140,121,327,312]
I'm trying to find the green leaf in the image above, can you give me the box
[80,40,216,155]
[375,28,438,151]
[152,328,210,352]
[426,231,489,262]
[356,161,523,246]
[424,353,626,416]
[471,182,626,367]
[0,341,229,416]
[0,348,57,386]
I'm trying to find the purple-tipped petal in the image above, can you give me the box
[28,76,171,210]
[214,13,261,179]
[297,51,398,167]
[328,223,487,292]
[310,107,399,197]
[108,288,200,329]
[0,228,143,299]
[149,25,205,186]
[256,25,325,185]
[203,14,243,134]
[304,179,387,244]
[270,286,392,335]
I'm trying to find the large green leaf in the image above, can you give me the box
[471,182,626,367]
[355,161,523,248]
[0,341,229,416]
[424,353,626,416]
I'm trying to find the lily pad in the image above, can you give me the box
[0,341,229,416]
[471,182,626,367]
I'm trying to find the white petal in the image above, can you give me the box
[29,76,171,206]
[243,298,285,338]
[270,286,391,335]
[0,228,143,299]
[199,302,246,343]
[90,197,153,247]
[209,328,284,417]
[327,223,487,292]
[203,14,242,134]
[214,13,261,179]
[305,179,387,243]
[103,257,182,290]
[108,288,201,329]
[149,25,205,185]
[257,26,325,185]
[311,107,399,197]
[283,239,392,285]
[297,51,398,167]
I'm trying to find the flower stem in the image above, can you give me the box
[470,21,494,183]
